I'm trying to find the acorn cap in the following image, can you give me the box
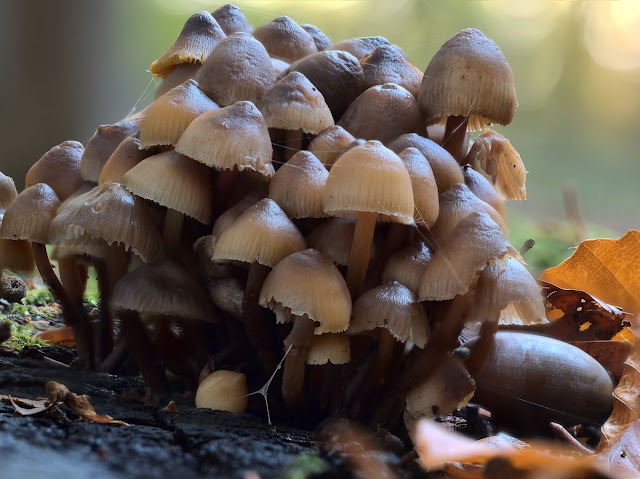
[150,11,226,78]
[466,129,526,200]
[418,28,517,130]
[99,135,152,185]
[431,183,505,242]
[212,4,253,35]
[259,248,351,334]
[0,217,35,273]
[288,50,365,120]
[259,71,334,134]
[349,281,428,348]
[25,141,84,202]
[155,63,201,100]
[113,260,215,322]
[0,172,18,212]
[196,370,248,413]
[382,240,432,295]
[175,101,274,178]
[397,147,439,227]
[0,184,60,244]
[140,79,219,149]
[307,125,355,170]
[476,257,547,325]
[212,193,264,239]
[418,212,518,301]
[329,36,390,60]
[49,182,162,263]
[387,134,463,193]
[463,165,505,219]
[306,217,376,267]
[307,334,350,365]
[80,121,140,183]
[213,198,305,267]
[252,16,317,62]
[123,150,213,224]
[324,140,414,224]
[338,83,422,144]
[268,151,327,218]
[195,32,276,107]
[361,45,423,98]
[301,24,332,51]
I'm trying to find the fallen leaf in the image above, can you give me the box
[65,391,129,426]
[540,231,640,323]
[35,326,76,346]
[9,395,52,416]
[570,340,633,383]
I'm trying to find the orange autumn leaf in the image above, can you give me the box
[35,326,76,346]
[540,230,640,322]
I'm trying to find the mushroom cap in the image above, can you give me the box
[123,150,213,224]
[150,11,226,77]
[259,71,334,134]
[307,334,350,365]
[0,172,18,212]
[259,248,351,334]
[212,4,253,35]
[382,240,433,295]
[196,370,248,413]
[324,140,414,224]
[155,63,201,100]
[51,233,110,261]
[418,28,517,130]
[306,217,377,267]
[397,147,439,227]
[113,260,215,322]
[208,277,245,318]
[268,151,328,218]
[463,165,505,219]
[25,141,84,202]
[80,121,140,183]
[1,183,60,244]
[211,193,264,239]
[252,16,317,62]
[99,135,152,185]
[195,32,276,107]
[270,57,290,76]
[213,198,305,267]
[338,83,422,144]
[139,79,219,149]
[307,125,355,170]
[418,212,518,301]
[329,36,390,60]
[0,216,35,273]
[387,134,463,193]
[175,101,274,178]
[301,24,332,51]
[349,281,429,348]
[288,50,365,120]
[361,45,423,98]
[49,182,162,263]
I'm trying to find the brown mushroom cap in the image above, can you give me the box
[0,216,35,273]
[80,121,140,183]
[252,16,317,62]
[382,240,432,295]
[211,193,264,239]
[463,165,505,219]
[324,140,414,224]
[349,281,429,348]
[196,370,248,413]
[418,212,518,301]
[25,141,84,202]
[270,57,290,76]
[307,334,350,365]
[150,11,226,78]
[112,260,215,322]
[259,71,334,134]
[361,45,423,98]
[259,248,351,334]
[329,36,391,60]
[338,83,422,144]
[50,233,110,262]
[301,24,332,51]
[387,134,463,193]
[155,63,201,100]
[195,32,276,107]
[122,150,213,224]
[307,125,355,170]
[213,198,305,268]
[1,183,60,244]
[99,135,152,185]
[397,147,439,227]
[175,100,274,178]
[49,182,162,263]
[212,4,253,35]
[268,151,328,218]
[288,50,365,120]
[306,217,377,267]
[418,28,517,130]
[139,79,219,149]
[0,172,18,212]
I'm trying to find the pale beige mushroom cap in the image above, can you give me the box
[0,172,18,212]
[212,4,253,35]
[361,45,423,98]
[329,36,390,60]
[259,248,351,334]
[0,216,35,273]
[80,121,140,183]
[1,183,60,244]
[25,141,84,202]
[418,28,517,130]
[196,370,248,413]
[397,147,439,228]
[463,165,506,219]
[382,240,432,296]
[306,217,376,267]
[301,24,332,51]
[307,334,350,365]
[307,125,355,170]
[252,16,317,62]
[99,135,152,185]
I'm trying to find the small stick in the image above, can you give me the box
[550,422,594,455]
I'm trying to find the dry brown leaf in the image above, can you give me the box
[540,230,640,322]
[35,326,76,346]
[570,340,633,383]
[599,421,640,475]
[65,391,129,426]
[1,395,52,415]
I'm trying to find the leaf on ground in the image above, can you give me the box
[540,230,640,323]
[0,394,52,415]
[598,421,640,475]
[35,326,76,346]
[570,340,633,383]
[501,282,630,341]
[65,391,129,426]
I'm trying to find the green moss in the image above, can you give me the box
[24,287,54,306]
[11,303,59,319]
[0,317,48,350]
[284,451,328,479]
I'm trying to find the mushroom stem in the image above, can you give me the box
[32,242,93,367]
[282,314,316,409]
[375,328,396,385]
[58,257,85,304]
[97,337,128,373]
[346,211,377,298]
[163,208,184,251]
[464,318,498,377]
[442,115,468,163]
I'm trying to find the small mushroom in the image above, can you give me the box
[252,16,317,62]
[196,370,248,414]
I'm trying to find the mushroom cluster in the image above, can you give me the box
[0,5,550,434]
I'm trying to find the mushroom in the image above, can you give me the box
[98,135,152,185]
[212,4,253,35]
[252,16,317,62]
[462,164,506,219]
[381,240,432,296]
[80,121,140,183]
[397,147,439,228]
[306,125,355,170]
[361,45,423,98]
[196,370,248,413]
[301,24,332,51]
[25,141,84,202]
[329,36,391,60]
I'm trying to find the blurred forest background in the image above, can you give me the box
[0,0,638,259]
